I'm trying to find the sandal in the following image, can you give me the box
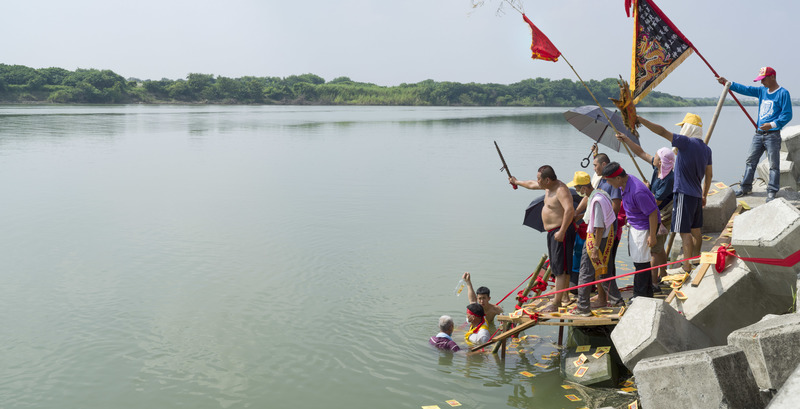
[540,304,559,313]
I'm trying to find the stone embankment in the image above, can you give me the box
[611,126,800,409]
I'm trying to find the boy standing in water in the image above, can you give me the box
[461,272,503,323]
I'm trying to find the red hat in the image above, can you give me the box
[754,66,776,82]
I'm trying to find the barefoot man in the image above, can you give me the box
[510,165,576,312]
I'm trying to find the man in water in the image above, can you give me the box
[510,165,576,312]
[464,303,490,346]
[718,67,792,202]
[461,272,503,323]
[429,315,460,352]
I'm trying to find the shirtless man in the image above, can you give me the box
[510,165,576,312]
[461,272,503,323]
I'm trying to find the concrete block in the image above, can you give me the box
[728,313,800,390]
[559,346,618,387]
[732,198,800,285]
[610,297,713,370]
[669,258,794,345]
[780,125,800,164]
[633,345,765,409]
[767,362,800,408]
[757,152,799,191]
[703,185,737,232]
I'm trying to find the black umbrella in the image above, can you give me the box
[564,105,641,152]
[523,189,583,232]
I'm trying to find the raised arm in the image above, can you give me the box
[462,272,477,304]
[637,115,673,143]
[616,132,653,164]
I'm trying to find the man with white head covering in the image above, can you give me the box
[676,113,704,139]
[632,114,712,275]
[616,133,675,291]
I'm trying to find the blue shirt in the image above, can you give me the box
[597,178,622,200]
[649,157,674,210]
[672,133,712,198]
[730,82,793,130]
[621,175,659,231]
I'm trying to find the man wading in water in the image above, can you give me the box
[510,165,576,313]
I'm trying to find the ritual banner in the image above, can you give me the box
[629,0,693,104]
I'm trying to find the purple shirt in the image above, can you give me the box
[621,175,659,231]
[429,334,460,352]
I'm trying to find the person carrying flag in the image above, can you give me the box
[717,67,793,202]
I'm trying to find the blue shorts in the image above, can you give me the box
[671,192,703,233]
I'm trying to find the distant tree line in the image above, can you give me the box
[0,63,723,107]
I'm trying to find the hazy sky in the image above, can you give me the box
[3,0,798,98]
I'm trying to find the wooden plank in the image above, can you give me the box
[666,204,747,300]
[691,247,717,287]
[537,319,618,327]
[470,317,539,352]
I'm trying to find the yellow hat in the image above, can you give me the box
[566,171,591,187]
[676,113,703,127]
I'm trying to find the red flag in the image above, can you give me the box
[522,14,560,62]
[628,0,694,104]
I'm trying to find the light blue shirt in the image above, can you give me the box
[730,82,793,130]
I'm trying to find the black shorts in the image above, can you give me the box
[671,192,703,233]
[547,224,576,277]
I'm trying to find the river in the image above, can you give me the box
[0,104,756,408]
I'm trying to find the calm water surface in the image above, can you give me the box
[0,105,754,408]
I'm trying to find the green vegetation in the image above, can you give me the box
[0,63,721,107]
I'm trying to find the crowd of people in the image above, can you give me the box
[431,67,792,352]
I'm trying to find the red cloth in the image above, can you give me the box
[717,244,800,271]
[522,14,560,62]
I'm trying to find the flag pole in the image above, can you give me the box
[559,54,648,181]
[508,1,648,181]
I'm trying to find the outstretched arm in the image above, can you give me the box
[637,115,673,143]
[509,176,541,190]
[616,132,653,164]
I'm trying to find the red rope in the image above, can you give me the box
[530,255,700,300]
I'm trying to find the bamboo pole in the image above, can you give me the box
[559,54,648,181]
[492,256,549,355]
[502,2,647,181]
[703,82,732,145]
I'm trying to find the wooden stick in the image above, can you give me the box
[471,317,539,352]
[493,256,549,354]
[559,54,647,181]
[704,82,732,145]
[516,255,549,307]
